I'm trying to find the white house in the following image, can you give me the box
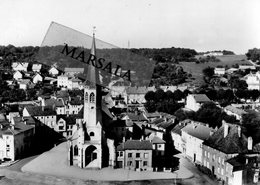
[19,79,32,90]
[13,71,24,80]
[12,62,28,72]
[185,94,211,112]
[224,105,247,121]
[48,66,59,76]
[32,73,43,84]
[32,64,42,72]
[64,68,84,77]
[57,75,69,88]
[244,72,260,90]
[181,121,214,164]
[214,68,225,75]
[239,65,256,71]
[0,119,35,161]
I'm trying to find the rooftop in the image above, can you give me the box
[117,140,153,151]
[182,122,214,141]
[191,94,211,103]
[203,123,248,154]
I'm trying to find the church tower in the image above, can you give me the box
[78,31,103,169]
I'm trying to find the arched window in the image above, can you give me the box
[74,145,78,156]
[90,92,95,103]
[90,132,95,136]
[85,92,88,101]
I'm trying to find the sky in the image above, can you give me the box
[0,0,260,54]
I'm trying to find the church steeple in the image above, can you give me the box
[86,27,100,86]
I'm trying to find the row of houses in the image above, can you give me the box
[171,118,259,185]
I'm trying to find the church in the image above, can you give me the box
[68,33,115,169]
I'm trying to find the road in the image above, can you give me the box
[0,154,219,185]
[179,155,220,185]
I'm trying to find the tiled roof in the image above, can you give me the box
[25,106,56,116]
[182,122,214,141]
[126,113,147,122]
[69,97,83,105]
[192,94,211,103]
[117,140,153,151]
[64,68,84,73]
[226,155,247,171]
[151,136,165,144]
[203,123,248,154]
[171,124,186,135]
[1,122,34,136]
[225,105,247,116]
[45,98,64,107]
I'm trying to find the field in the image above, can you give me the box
[179,55,250,85]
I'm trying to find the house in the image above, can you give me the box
[57,75,69,88]
[239,65,256,71]
[225,154,260,185]
[67,78,82,90]
[57,75,82,89]
[125,86,151,104]
[56,115,80,137]
[13,71,24,80]
[48,66,59,76]
[151,136,165,156]
[244,72,260,90]
[32,64,42,72]
[108,120,133,142]
[22,106,57,129]
[12,62,28,72]
[202,121,250,184]
[226,68,239,74]
[203,51,223,56]
[116,140,153,171]
[185,94,211,111]
[0,117,35,161]
[171,119,190,153]
[64,67,84,77]
[18,79,33,90]
[214,68,225,75]
[32,73,43,84]
[224,105,247,121]
[182,121,215,164]
[42,98,65,115]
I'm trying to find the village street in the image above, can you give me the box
[0,145,220,185]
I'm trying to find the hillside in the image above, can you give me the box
[180,55,250,85]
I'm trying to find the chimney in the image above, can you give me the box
[123,137,125,142]
[248,136,253,151]
[237,126,241,138]
[223,120,229,138]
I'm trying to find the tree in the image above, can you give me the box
[202,67,214,83]
[230,78,248,90]
[195,102,237,128]
[242,111,260,142]
[246,48,260,62]
[173,89,184,101]
[144,91,156,102]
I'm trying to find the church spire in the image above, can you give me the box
[86,26,100,86]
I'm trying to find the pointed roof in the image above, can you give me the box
[86,33,100,87]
